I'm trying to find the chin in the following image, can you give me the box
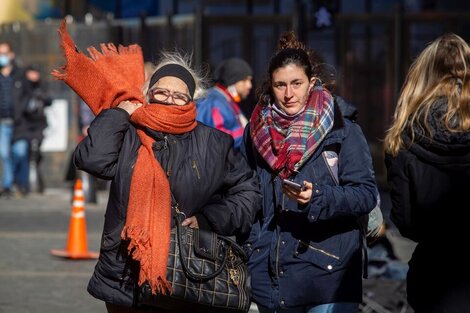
[283,107,302,116]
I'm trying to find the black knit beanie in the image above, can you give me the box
[214,58,253,86]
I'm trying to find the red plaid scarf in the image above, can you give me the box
[250,80,334,178]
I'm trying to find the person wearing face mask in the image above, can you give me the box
[0,41,29,198]
[196,57,253,150]
[52,19,262,312]
[240,31,378,313]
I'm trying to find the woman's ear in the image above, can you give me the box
[308,77,315,92]
[310,77,316,86]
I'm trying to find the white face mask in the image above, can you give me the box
[0,55,11,67]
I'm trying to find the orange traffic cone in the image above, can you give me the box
[51,178,99,259]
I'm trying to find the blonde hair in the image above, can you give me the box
[384,33,470,156]
[143,51,207,101]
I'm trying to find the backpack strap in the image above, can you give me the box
[321,148,370,279]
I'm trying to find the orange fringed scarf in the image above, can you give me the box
[52,20,197,295]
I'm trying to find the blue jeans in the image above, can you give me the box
[257,302,359,313]
[12,139,29,191]
[0,122,13,190]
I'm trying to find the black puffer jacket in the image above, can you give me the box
[385,99,470,312]
[73,108,262,307]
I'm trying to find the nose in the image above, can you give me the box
[284,85,293,98]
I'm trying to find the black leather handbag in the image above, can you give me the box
[139,205,251,313]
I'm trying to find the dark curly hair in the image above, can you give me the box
[257,31,334,105]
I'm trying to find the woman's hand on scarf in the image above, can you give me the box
[117,100,143,116]
[181,216,199,229]
[282,181,313,204]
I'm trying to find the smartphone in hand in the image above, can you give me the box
[282,179,306,192]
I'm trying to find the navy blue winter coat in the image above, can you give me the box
[73,108,262,307]
[241,104,378,309]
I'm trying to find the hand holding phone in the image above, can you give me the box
[282,179,306,192]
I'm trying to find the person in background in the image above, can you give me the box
[64,98,96,197]
[241,31,378,313]
[24,64,52,194]
[384,33,470,313]
[79,99,94,140]
[72,51,262,312]
[196,57,253,150]
[0,41,29,198]
[63,98,101,204]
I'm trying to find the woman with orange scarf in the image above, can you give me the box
[72,51,262,312]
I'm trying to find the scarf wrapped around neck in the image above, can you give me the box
[250,80,334,178]
[52,20,197,295]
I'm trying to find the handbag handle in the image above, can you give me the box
[175,213,229,281]
[218,234,248,263]
[170,190,247,281]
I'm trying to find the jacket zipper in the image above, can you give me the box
[299,240,340,260]
[192,160,201,179]
[281,193,286,211]
[163,135,172,177]
[163,135,169,150]
[275,181,282,278]
[275,232,281,277]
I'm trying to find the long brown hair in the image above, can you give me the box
[384,33,470,156]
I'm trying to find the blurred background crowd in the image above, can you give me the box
[1,2,469,312]
[1,0,469,190]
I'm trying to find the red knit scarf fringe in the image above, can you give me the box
[52,19,197,295]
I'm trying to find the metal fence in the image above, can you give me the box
[0,15,199,186]
[2,10,469,187]
[335,10,470,182]
[0,13,293,187]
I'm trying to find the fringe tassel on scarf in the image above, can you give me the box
[52,19,197,295]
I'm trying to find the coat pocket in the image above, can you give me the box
[294,239,342,273]
[101,222,124,252]
[95,222,131,284]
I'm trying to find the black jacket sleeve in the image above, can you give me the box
[73,108,131,180]
[200,142,262,238]
[385,151,418,242]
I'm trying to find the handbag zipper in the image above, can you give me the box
[228,248,248,310]
[237,262,247,309]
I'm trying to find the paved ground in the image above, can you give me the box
[0,187,415,313]
[0,189,104,313]
[0,188,261,313]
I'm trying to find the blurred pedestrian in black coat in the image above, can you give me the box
[384,33,470,313]
[24,65,51,193]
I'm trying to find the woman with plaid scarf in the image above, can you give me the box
[240,31,378,313]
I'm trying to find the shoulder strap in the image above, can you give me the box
[322,151,339,185]
[321,147,370,279]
